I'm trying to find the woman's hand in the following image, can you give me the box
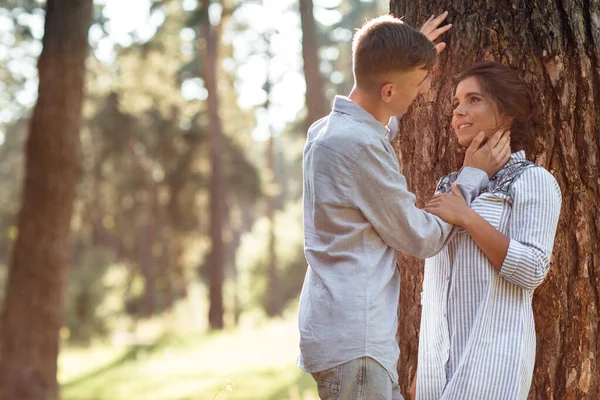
[425,183,471,226]
[463,128,511,178]
[410,371,417,400]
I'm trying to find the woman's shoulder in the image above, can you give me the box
[512,162,559,186]
[478,159,560,202]
[506,162,562,200]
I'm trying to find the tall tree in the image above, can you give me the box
[261,29,282,317]
[299,0,328,128]
[0,0,92,399]
[199,0,226,330]
[389,1,600,399]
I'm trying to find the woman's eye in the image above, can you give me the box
[469,97,480,103]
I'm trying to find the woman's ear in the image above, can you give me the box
[501,116,514,129]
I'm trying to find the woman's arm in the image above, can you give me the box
[426,169,562,290]
[425,184,509,270]
[460,208,510,270]
[410,370,417,400]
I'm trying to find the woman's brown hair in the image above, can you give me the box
[456,61,543,153]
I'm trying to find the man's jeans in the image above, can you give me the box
[310,357,404,400]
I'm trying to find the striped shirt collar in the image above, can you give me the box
[506,150,526,166]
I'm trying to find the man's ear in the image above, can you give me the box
[380,82,395,103]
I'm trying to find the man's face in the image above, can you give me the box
[383,67,430,115]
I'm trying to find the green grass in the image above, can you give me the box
[58,316,318,400]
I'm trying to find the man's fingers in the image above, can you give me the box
[426,196,444,207]
[425,205,441,216]
[451,183,464,199]
[428,23,452,42]
[423,14,435,27]
[421,11,449,36]
[420,14,435,34]
[435,42,447,54]
[428,193,452,204]
[432,11,449,25]
[426,199,442,208]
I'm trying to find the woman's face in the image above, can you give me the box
[452,77,505,147]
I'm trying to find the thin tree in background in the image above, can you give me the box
[199,0,226,330]
[0,0,92,399]
[389,1,600,398]
[261,29,282,317]
[299,0,328,128]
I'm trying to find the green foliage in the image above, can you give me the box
[66,247,131,344]
[236,200,306,315]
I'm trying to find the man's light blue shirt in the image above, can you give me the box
[298,96,488,383]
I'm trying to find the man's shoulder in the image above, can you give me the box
[310,113,380,151]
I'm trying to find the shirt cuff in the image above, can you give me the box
[454,167,489,204]
[499,239,523,279]
[456,166,489,188]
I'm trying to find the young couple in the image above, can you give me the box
[298,12,562,400]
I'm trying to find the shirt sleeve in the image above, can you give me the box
[351,143,486,259]
[453,167,489,203]
[499,167,562,291]
[436,167,489,203]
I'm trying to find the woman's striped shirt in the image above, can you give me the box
[416,151,562,400]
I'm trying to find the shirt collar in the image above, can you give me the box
[332,95,390,138]
[505,150,526,166]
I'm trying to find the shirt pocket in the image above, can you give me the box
[471,192,510,230]
[312,364,343,399]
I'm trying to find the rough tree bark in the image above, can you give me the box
[0,1,92,399]
[389,1,600,399]
[299,0,329,128]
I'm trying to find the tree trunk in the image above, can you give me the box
[389,1,600,398]
[138,189,157,317]
[200,0,226,330]
[265,134,281,317]
[0,1,92,399]
[299,0,329,128]
[260,29,282,317]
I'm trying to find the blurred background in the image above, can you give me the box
[0,0,389,399]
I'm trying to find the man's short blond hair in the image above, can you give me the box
[352,15,437,90]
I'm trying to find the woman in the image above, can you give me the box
[414,61,562,399]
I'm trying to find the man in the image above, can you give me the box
[298,12,511,399]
